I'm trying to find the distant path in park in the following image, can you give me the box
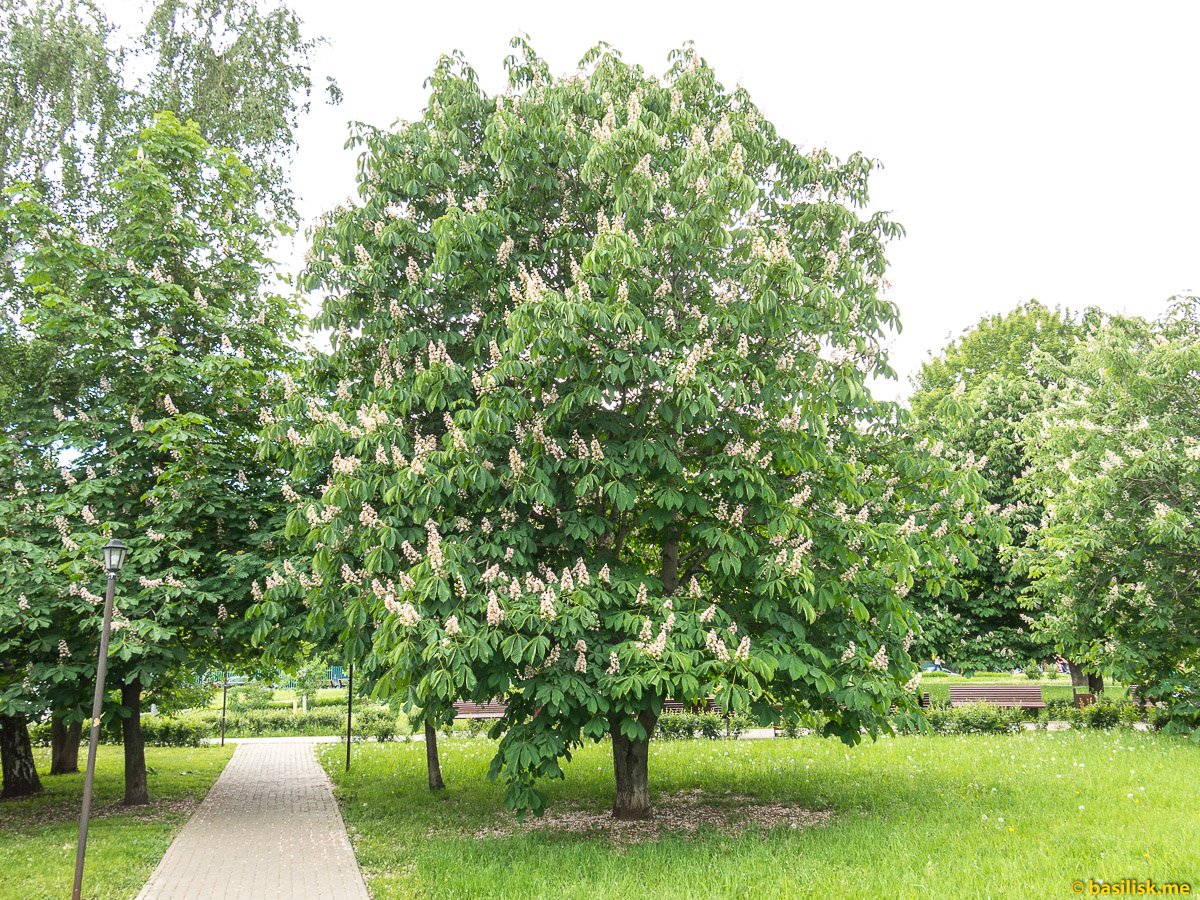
[138,739,368,899]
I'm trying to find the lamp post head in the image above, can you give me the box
[102,538,128,574]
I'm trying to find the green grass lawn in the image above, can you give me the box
[0,745,233,900]
[322,731,1199,899]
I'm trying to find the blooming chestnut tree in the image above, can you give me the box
[908,301,1095,673]
[1,112,302,802]
[261,42,997,818]
[1019,300,1200,735]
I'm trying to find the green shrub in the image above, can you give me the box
[1046,697,1074,717]
[917,702,1024,735]
[369,715,396,743]
[459,717,490,737]
[1023,663,1045,680]
[724,712,753,738]
[140,716,211,746]
[697,711,724,739]
[227,682,274,711]
[355,708,394,736]
[28,720,51,747]
[654,710,747,740]
[776,718,803,738]
[1135,680,1199,738]
[656,712,699,740]
[1066,695,1139,730]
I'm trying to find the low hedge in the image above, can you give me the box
[28,715,212,748]
[184,706,398,738]
[1060,695,1142,729]
[31,705,405,747]
[927,702,1027,734]
[890,695,1148,736]
[776,711,828,738]
[28,692,1153,749]
[655,710,752,740]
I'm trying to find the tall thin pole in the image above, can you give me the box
[220,670,228,747]
[345,663,353,772]
[73,572,117,900]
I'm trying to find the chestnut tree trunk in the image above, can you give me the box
[425,719,444,791]
[1068,661,1089,691]
[121,679,149,805]
[610,709,658,821]
[1068,661,1105,695]
[50,714,82,775]
[0,714,43,799]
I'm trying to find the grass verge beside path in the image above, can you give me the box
[322,731,1199,899]
[0,745,233,900]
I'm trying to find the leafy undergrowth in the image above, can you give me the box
[0,745,233,899]
[322,731,1200,899]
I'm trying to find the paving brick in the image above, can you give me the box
[138,740,368,899]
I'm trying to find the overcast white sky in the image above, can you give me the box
[277,1,1197,399]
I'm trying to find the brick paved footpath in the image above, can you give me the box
[138,739,369,899]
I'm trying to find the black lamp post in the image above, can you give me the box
[72,537,127,900]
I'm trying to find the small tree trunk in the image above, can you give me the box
[50,715,82,775]
[610,710,657,821]
[425,719,444,791]
[0,714,43,799]
[121,679,149,806]
[1068,661,1089,691]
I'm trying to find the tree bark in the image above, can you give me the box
[1068,661,1089,691]
[50,714,82,775]
[1068,661,1104,695]
[661,525,680,598]
[424,719,444,792]
[610,710,657,821]
[121,679,149,806]
[0,714,43,799]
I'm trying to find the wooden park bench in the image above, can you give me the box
[1126,684,1159,708]
[662,697,721,714]
[453,700,508,719]
[949,685,1045,709]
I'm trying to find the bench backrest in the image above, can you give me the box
[949,685,1046,708]
[453,700,507,718]
[662,697,720,714]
